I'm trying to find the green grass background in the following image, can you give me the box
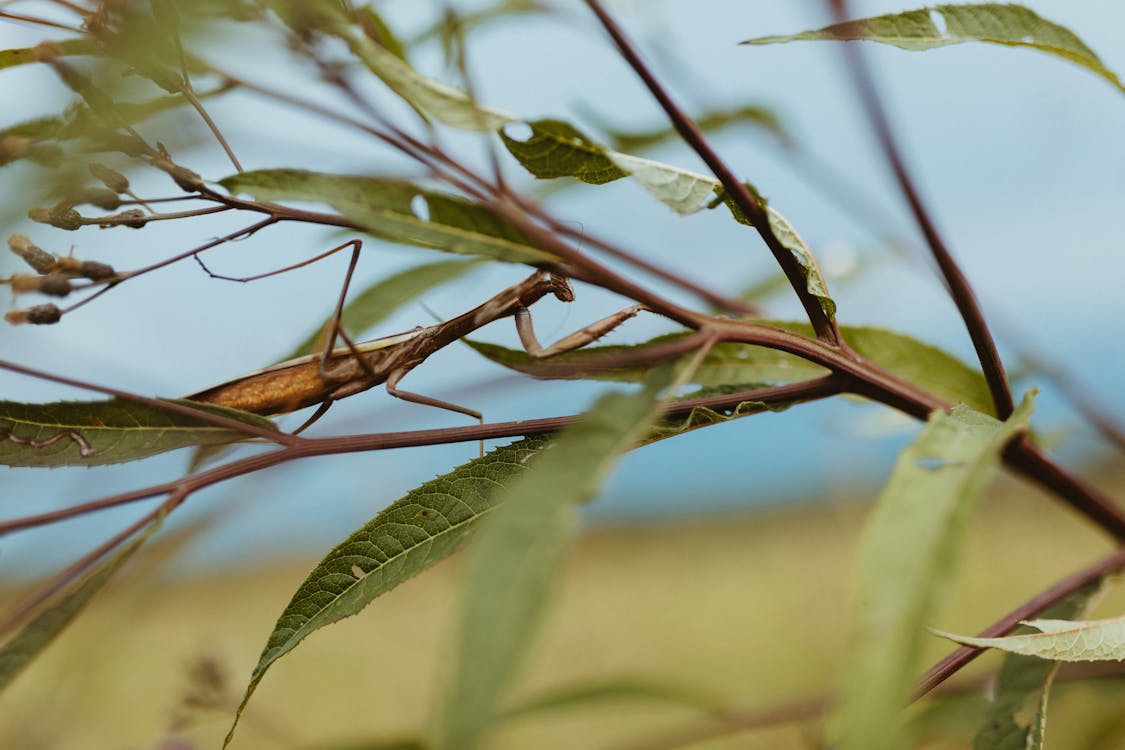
[3,465,1124,750]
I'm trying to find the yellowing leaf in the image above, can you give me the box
[742,4,1125,95]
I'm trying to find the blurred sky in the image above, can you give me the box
[1,0,1124,573]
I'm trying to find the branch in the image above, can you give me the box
[826,0,1014,418]
[583,0,840,344]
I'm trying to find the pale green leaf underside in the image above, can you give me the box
[0,522,156,691]
[468,320,993,414]
[0,399,277,467]
[284,257,485,361]
[836,395,1035,750]
[500,119,833,315]
[742,4,1125,94]
[934,613,1125,663]
[220,169,555,265]
[967,581,1102,750]
[433,367,674,750]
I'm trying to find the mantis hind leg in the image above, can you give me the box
[385,369,485,456]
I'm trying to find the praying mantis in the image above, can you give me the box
[186,267,646,430]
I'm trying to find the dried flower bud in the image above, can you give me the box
[30,204,84,231]
[5,273,72,297]
[6,304,62,325]
[89,162,130,193]
[8,235,56,273]
[78,260,115,281]
[169,164,203,192]
[37,274,73,297]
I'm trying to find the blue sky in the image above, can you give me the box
[1,1,1123,571]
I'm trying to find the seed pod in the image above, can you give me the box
[89,162,130,193]
[168,164,203,192]
[5,304,62,325]
[7,235,56,273]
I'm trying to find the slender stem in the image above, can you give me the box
[179,86,243,173]
[827,0,1013,418]
[583,0,839,344]
[914,545,1125,699]
[0,378,843,535]
[0,8,83,32]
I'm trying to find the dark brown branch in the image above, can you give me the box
[826,0,1013,418]
[583,0,839,344]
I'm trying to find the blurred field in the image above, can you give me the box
[2,463,1125,750]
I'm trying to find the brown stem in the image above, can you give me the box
[583,0,839,344]
[826,0,1013,418]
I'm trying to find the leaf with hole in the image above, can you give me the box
[433,366,675,750]
[224,436,552,747]
[835,395,1035,750]
[220,169,556,265]
[742,4,1125,95]
[0,399,278,467]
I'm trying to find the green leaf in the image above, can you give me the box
[284,257,485,361]
[432,367,675,750]
[741,4,1125,95]
[224,437,553,748]
[319,5,513,130]
[933,613,1125,663]
[355,5,409,63]
[835,394,1036,750]
[500,119,628,184]
[225,375,798,746]
[501,119,715,213]
[409,0,552,49]
[500,678,722,721]
[466,332,828,386]
[0,399,278,467]
[468,321,993,414]
[0,522,156,691]
[643,383,793,444]
[220,169,556,265]
[963,581,1103,750]
[595,104,790,152]
[0,39,97,72]
[501,120,834,313]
